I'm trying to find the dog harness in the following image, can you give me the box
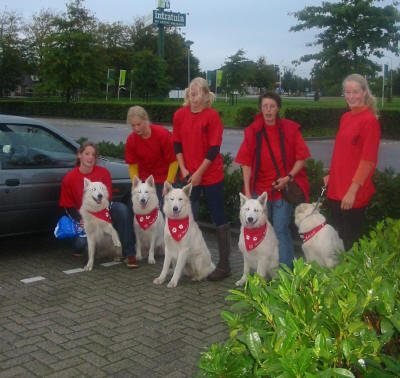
[167,217,189,242]
[88,208,112,223]
[244,224,267,252]
[135,208,159,230]
[300,222,326,243]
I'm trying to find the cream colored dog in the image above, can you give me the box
[153,182,215,288]
[294,202,344,268]
[236,192,279,286]
[80,178,121,271]
[131,175,164,264]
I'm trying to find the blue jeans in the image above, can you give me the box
[267,199,294,269]
[71,201,136,257]
[190,181,227,226]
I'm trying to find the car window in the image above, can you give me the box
[0,123,77,169]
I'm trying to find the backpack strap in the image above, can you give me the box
[252,129,263,194]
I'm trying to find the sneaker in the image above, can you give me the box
[126,256,139,269]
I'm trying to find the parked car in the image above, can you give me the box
[0,114,131,237]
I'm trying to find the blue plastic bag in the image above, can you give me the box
[54,215,86,239]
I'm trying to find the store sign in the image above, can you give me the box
[153,10,186,27]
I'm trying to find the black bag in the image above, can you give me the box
[282,181,305,205]
[253,124,305,205]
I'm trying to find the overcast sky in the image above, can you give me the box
[1,0,398,78]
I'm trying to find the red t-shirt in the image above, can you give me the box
[327,108,380,208]
[235,115,311,201]
[59,165,112,209]
[172,106,224,186]
[125,124,176,184]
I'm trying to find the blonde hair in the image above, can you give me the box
[343,74,378,117]
[126,105,150,124]
[183,77,216,108]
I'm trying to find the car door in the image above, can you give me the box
[0,122,77,236]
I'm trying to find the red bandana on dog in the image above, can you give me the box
[301,223,326,243]
[89,208,112,223]
[244,224,267,252]
[168,217,189,242]
[135,208,159,230]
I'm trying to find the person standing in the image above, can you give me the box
[172,77,231,281]
[59,141,138,268]
[324,74,381,250]
[235,92,310,269]
[125,105,178,204]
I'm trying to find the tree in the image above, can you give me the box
[0,10,26,96]
[131,50,170,99]
[281,68,310,95]
[291,0,400,94]
[39,0,102,102]
[247,57,276,95]
[220,49,250,94]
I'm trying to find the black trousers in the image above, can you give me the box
[329,199,366,251]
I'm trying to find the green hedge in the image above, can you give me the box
[234,106,400,139]
[199,218,400,377]
[0,100,180,123]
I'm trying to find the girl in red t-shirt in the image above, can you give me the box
[172,77,230,281]
[59,142,138,268]
[324,74,381,250]
[125,106,178,204]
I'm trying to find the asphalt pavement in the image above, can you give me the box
[0,231,244,377]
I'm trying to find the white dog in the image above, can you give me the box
[236,192,279,286]
[294,202,344,268]
[153,182,215,288]
[80,178,121,271]
[131,175,164,264]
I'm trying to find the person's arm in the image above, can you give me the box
[189,145,220,186]
[174,142,190,180]
[241,165,252,198]
[272,160,306,190]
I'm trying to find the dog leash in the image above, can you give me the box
[313,185,327,212]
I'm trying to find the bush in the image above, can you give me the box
[234,106,258,128]
[199,219,400,377]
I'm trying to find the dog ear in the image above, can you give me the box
[163,181,173,194]
[132,176,140,189]
[239,192,247,207]
[258,192,268,207]
[183,183,192,197]
[83,177,91,191]
[146,175,155,187]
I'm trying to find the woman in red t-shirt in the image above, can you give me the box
[324,74,381,250]
[125,106,178,204]
[59,141,138,268]
[235,92,310,269]
[172,77,230,281]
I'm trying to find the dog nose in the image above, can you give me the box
[140,198,146,204]
[173,206,179,212]
[97,193,103,200]
[247,217,253,223]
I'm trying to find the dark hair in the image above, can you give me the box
[259,91,282,109]
[75,141,98,166]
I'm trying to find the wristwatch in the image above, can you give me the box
[287,174,294,182]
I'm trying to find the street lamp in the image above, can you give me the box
[184,40,193,88]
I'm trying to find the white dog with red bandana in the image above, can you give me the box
[80,178,121,271]
[153,182,215,288]
[236,192,279,286]
[131,175,164,264]
[294,202,344,268]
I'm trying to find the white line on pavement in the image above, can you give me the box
[63,268,85,275]
[21,276,46,284]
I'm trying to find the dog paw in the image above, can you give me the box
[136,254,143,261]
[167,280,178,288]
[114,240,121,248]
[84,264,93,272]
[148,257,156,265]
[153,277,164,285]
[235,279,246,286]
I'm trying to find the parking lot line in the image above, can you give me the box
[100,261,122,267]
[63,267,85,275]
[20,276,46,284]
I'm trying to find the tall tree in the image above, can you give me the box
[0,10,26,96]
[247,57,276,95]
[39,0,101,102]
[220,49,249,94]
[291,0,400,94]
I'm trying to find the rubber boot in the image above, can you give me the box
[208,223,231,281]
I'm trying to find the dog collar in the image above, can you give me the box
[244,224,267,252]
[301,222,326,243]
[135,208,159,230]
[88,208,112,223]
[167,216,189,242]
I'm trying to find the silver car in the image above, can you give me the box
[0,114,131,237]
